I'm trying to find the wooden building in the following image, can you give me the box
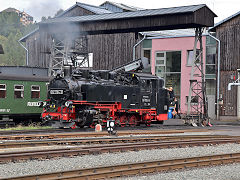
[210,11,240,119]
[19,2,141,69]
[20,3,216,72]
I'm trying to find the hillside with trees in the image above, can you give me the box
[0,11,37,66]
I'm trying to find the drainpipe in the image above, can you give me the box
[18,40,29,66]
[133,34,146,60]
[207,30,220,120]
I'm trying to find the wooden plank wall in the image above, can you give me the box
[26,31,51,68]
[216,15,240,116]
[25,5,142,70]
[26,30,142,70]
[219,71,237,116]
[88,32,142,70]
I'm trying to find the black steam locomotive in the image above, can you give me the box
[41,58,169,128]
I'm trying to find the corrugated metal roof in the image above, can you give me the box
[19,2,113,42]
[209,10,240,31]
[77,2,112,14]
[42,4,213,24]
[57,2,112,17]
[101,1,144,11]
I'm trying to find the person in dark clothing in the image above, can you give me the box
[168,87,175,103]
[173,97,181,119]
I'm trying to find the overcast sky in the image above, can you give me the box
[0,0,239,23]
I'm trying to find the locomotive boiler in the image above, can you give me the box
[41,58,169,128]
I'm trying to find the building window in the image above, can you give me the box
[155,51,181,98]
[31,85,40,99]
[0,84,6,98]
[186,96,199,103]
[206,44,216,75]
[187,50,200,66]
[142,49,151,73]
[156,52,165,65]
[14,85,24,99]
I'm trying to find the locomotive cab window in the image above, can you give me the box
[141,79,151,92]
[14,85,24,99]
[31,85,40,99]
[0,84,6,98]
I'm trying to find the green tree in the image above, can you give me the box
[0,11,38,66]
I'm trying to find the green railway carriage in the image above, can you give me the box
[0,75,49,123]
[0,66,49,124]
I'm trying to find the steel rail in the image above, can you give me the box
[0,138,239,164]
[0,129,210,140]
[0,135,237,149]
[3,152,240,180]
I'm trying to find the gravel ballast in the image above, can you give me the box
[117,163,240,180]
[0,143,239,178]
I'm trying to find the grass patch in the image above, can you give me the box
[2,123,52,131]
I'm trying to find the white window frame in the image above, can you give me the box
[155,51,166,66]
[0,84,6,98]
[0,84,6,90]
[155,51,166,80]
[14,85,24,99]
[31,85,40,92]
[31,85,40,99]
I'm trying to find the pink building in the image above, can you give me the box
[142,29,216,118]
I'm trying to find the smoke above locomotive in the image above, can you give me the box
[42,57,169,128]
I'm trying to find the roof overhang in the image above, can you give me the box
[40,4,217,35]
[209,10,240,32]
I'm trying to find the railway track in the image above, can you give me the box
[0,137,239,164]
[3,152,240,180]
[0,135,237,149]
[0,129,210,140]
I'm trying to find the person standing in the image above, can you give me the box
[168,87,175,103]
[173,97,181,119]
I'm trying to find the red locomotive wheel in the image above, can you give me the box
[119,115,127,127]
[129,115,137,127]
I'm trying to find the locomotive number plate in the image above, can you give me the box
[50,90,64,95]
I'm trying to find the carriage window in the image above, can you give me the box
[14,85,24,99]
[0,84,6,98]
[31,85,40,99]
